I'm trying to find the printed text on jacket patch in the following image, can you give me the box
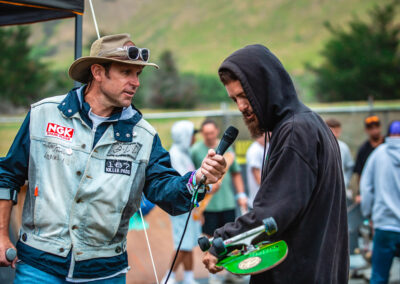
[46,123,74,141]
[105,159,132,176]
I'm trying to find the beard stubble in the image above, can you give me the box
[243,113,264,139]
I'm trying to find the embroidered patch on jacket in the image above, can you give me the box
[107,142,142,160]
[105,159,132,176]
[46,123,74,141]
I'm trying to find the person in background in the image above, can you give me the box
[162,121,201,284]
[325,118,354,190]
[245,133,268,207]
[326,118,364,273]
[360,120,400,284]
[191,119,247,284]
[354,116,384,183]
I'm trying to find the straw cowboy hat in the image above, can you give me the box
[69,33,159,83]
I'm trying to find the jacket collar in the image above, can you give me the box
[58,85,142,142]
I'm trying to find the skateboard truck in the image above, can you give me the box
[198,217,288,275]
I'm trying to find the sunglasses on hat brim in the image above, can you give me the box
[99,46,150,62]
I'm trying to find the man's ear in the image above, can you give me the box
[91,64,104,82]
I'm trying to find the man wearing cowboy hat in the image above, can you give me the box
[0,34,226,283]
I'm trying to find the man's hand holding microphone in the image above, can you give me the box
[195,126,239,187]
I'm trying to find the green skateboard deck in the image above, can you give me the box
[217,240,288,275]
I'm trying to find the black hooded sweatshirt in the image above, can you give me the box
[213,45,349,283]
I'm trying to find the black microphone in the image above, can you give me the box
[198,126,239,186]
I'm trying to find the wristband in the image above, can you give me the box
[192,170,197,186]
[189,170,196,186]
[235,192,247,200]
[0,188,18,204]
[186,170,212,207]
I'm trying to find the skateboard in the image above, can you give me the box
[198,217,288,275]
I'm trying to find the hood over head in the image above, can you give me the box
[171,120,195,151]
[385,137,400,166]
[219,44,305,131]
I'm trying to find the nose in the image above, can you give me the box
[129,74,140,88]
[237,98,248,112]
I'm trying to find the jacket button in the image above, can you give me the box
[76,171,82,176]
[81,144,86,149]
[59,248,64,253]
[115,246,122,253]
[72,225,78,230]
[21,233,27,242]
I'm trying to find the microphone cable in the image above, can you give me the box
[164,126,238,284]
[163,185,200,284]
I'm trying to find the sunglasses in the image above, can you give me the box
[102,46,150,62]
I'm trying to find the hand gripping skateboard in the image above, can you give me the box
[198,217,288,275]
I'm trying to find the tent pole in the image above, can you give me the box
[74,14,83,87]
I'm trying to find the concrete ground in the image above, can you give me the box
[126,206,209,284]
[349,258,400,284]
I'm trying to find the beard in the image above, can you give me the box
[242,112,264,139]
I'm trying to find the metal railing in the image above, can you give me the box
[1,104,399,123]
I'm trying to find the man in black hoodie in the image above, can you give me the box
[202,45,349,283]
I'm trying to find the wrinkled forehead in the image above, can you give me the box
[111,61,144,71]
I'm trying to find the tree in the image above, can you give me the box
[309,1,400,102]
[0,26,50,106]
[149,50,198,108]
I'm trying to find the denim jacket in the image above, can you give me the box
[0,86,199,279]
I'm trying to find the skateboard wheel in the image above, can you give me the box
[263,217,278,236]
[212,237,227,256]
[198,236,211,252]
[6,248,17,262]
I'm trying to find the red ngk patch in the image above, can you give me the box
[46,123,74,141]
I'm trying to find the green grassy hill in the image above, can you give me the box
[31,0,388,75]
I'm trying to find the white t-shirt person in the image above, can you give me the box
[246,134,268,207]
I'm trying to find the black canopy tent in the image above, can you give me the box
[0,0,84,78]
[0,1,83,26]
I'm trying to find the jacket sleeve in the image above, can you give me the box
[0,111,30,195]
[342,143,354,188]
[360,153,375,218]
[143,134,204,216]
[211,146,316,255]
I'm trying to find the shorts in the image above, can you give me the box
[170,212,201,251]
[202,209,236,236]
